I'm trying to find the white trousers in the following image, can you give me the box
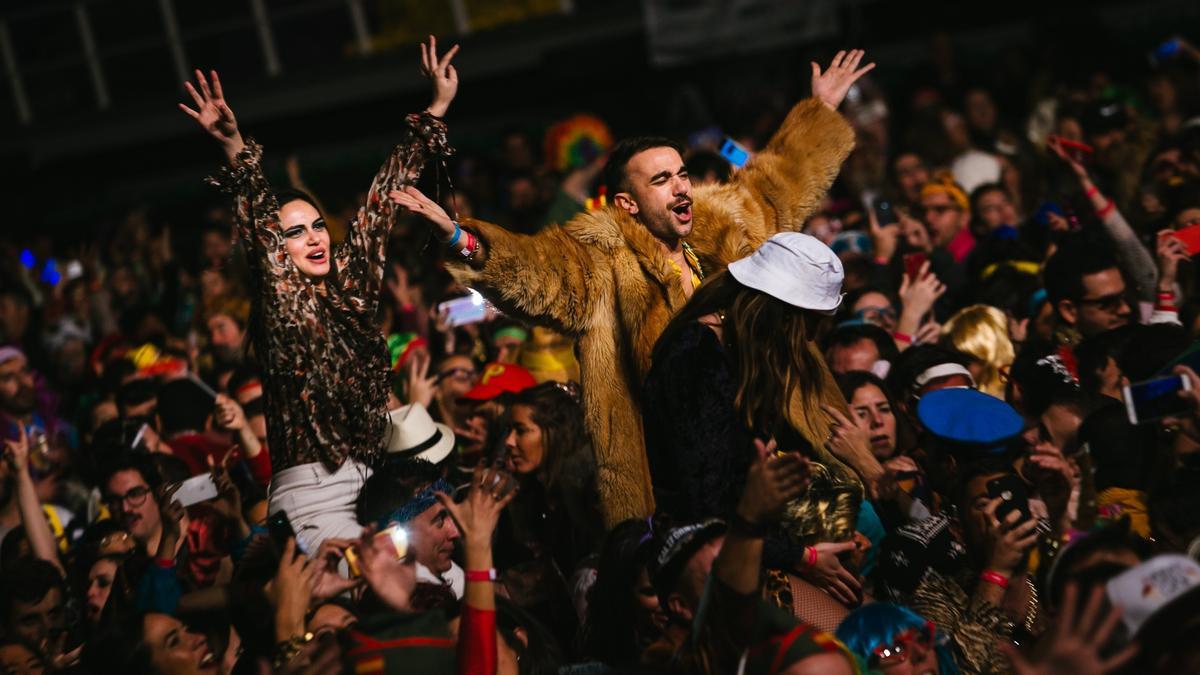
[267,460,371,554]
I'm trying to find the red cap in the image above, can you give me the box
[460,363,537,401]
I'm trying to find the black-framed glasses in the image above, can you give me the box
[1077,292,1129,313]
[107,486,151,508]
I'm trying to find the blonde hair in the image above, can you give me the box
[941,304,1014,398]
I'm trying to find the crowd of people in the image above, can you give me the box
[3,26,1200,675]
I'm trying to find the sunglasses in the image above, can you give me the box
[854,306,897,324]
[436,367,478,384]
[1077,292,1128,314]
[869,620,941,669]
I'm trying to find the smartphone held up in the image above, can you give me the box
[1123,374,1192,425]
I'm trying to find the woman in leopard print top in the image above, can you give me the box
[180,38,459,548]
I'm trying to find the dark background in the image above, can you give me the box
[1,0,1196,237]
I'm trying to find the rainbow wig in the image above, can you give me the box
[835,602,959,675]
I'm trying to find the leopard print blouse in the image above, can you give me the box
[208,112,451,471]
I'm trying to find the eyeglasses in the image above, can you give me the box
[869,620,941,669]
[1077,291,1129,314]
[107,486,152,508]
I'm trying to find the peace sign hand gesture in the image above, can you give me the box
[811,49,876,111]
[178,69,245,159]
[420,35,460,118]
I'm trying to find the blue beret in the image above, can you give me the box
[917,388,1024,453]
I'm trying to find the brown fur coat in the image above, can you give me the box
[448,99,855,525]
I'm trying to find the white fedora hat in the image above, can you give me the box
[384,403,456,465]
[727,232,845,314]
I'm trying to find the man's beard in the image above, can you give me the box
[212,345,244,367]
[2,386,35,416]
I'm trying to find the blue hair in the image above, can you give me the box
[835,603,959,675]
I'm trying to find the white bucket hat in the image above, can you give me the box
[1106,554,1200,636]
[727,232,845,314]
[384,403,455,465]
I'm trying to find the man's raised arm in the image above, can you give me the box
[727,50,874,236]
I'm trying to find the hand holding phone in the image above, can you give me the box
[1047,135,1094,164]
[986,474,1032,527]
[873,197,898,228]
[903,252,928,282]
[1124,374,1193,424]
[437,290,489,328]
[719,138,750,168]
[1169,224,1200,257]
[172,474,219,507]
[268,511,308,557]
[345,525,409,578]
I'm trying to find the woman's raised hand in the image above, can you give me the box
[178,70,244,159]
[420,35,459,118]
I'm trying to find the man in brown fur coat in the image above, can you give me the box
[392,50,874,525]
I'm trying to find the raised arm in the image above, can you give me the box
[335,36,458,304]
[390,186,598,334]
[715,51,870,241]
[183,70,289,282]
[1048,137,1157,303]
[3,426,63,575]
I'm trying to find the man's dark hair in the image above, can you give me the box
[1117,323,1188,382]
[884,344,973,403]
[98,451,163,498]
[116,377,159,412]
[823,323,900,366]
[968,182,1010,220]
[156,379,214,437]
[0,557,64,627]
[1042,238,1121,305]
[685,150,732,184]
[602,136,686,198]
[1074,325,1140,396]
[81,612,154,675]
[356,458,444,525]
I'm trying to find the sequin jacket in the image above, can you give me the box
[208,113,451,471]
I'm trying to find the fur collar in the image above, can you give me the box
[566,206,684,302]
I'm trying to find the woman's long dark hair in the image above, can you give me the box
[652,271,845,445]
[497,596,565,675]
[82,612,154,675]
[504,381,609,569]
[579,517,663,665]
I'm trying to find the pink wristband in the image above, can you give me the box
[979,570,1010,589]
[465,568,497,582]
